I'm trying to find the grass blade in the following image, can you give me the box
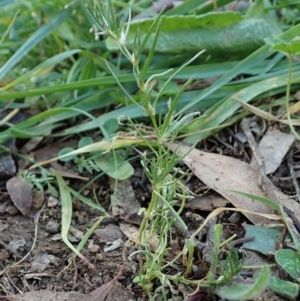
[0,4,73,79]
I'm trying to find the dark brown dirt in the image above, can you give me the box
[0,126,299,300]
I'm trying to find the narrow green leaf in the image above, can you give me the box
[272,41,300,55]
[217,266,270,300]
[69,188,106,213]
[0,5,73,80]
[0,50,81,91]
[183,70,300,142]
[53,170,88,261]
[229,190,281,211]
[0,59,290,100]
[178,22,300,141]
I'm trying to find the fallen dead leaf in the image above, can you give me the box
[120,222,159,251]
[82,264,125,301]
[29,252,60,272]
[31,190,45,211]
[171,143,300,225]
[6,175,32,216]
[250,128,295,174]
[184,195,228,211]
[110,179,141,219]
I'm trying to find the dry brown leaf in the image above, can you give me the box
[110,179,141,219]
[82,264,125,301]
[171,143,300,225]
[184,195,228,211]
[120,222,159,251]
[250,128,295,174]
[6,175,32,216]
[236,99,300,126]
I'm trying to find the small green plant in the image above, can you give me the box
[20,169,58,197]
[59,136,100,174]
[59,135,135,180]
[86,1,269,299]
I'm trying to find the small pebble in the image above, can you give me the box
[88,244,100,253]
[5,205,19,215]
[96,253,104,261]
[77,214,85,225]
[45,221,59,234]
[228,211,241,224]
[47,196,58,208]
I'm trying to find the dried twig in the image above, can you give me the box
[240,117,279,203]
[287,148,300,202]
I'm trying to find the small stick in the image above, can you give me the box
[225,236,255,249]
[283,206,300,234]
[240,117,279,203]
[287,149,300,203]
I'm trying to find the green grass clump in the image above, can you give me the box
[1,0,300,299]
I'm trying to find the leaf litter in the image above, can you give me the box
[170,142,300,225]
[1,2,300,299]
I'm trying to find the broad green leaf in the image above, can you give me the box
[93,152,134,180]
[58,147,76,162]
[0,5,74,80]
[106,13,275,55]
[217,266,270,300]
[103,119,119,136]
[243,225,288,255]
[269,276,299,298]
[78,137,93,149]
[275,249,300,282]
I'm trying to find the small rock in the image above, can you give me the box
[0,223,8,232]
[45,221,59,234]
[96,253,104,261]
[89,244,100,253]
[228,211,241,224]
[77,214,85,225]
[0,249,9,261]
[47,196,58,208]
[8,238,26,253]
[5,204,19,215]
